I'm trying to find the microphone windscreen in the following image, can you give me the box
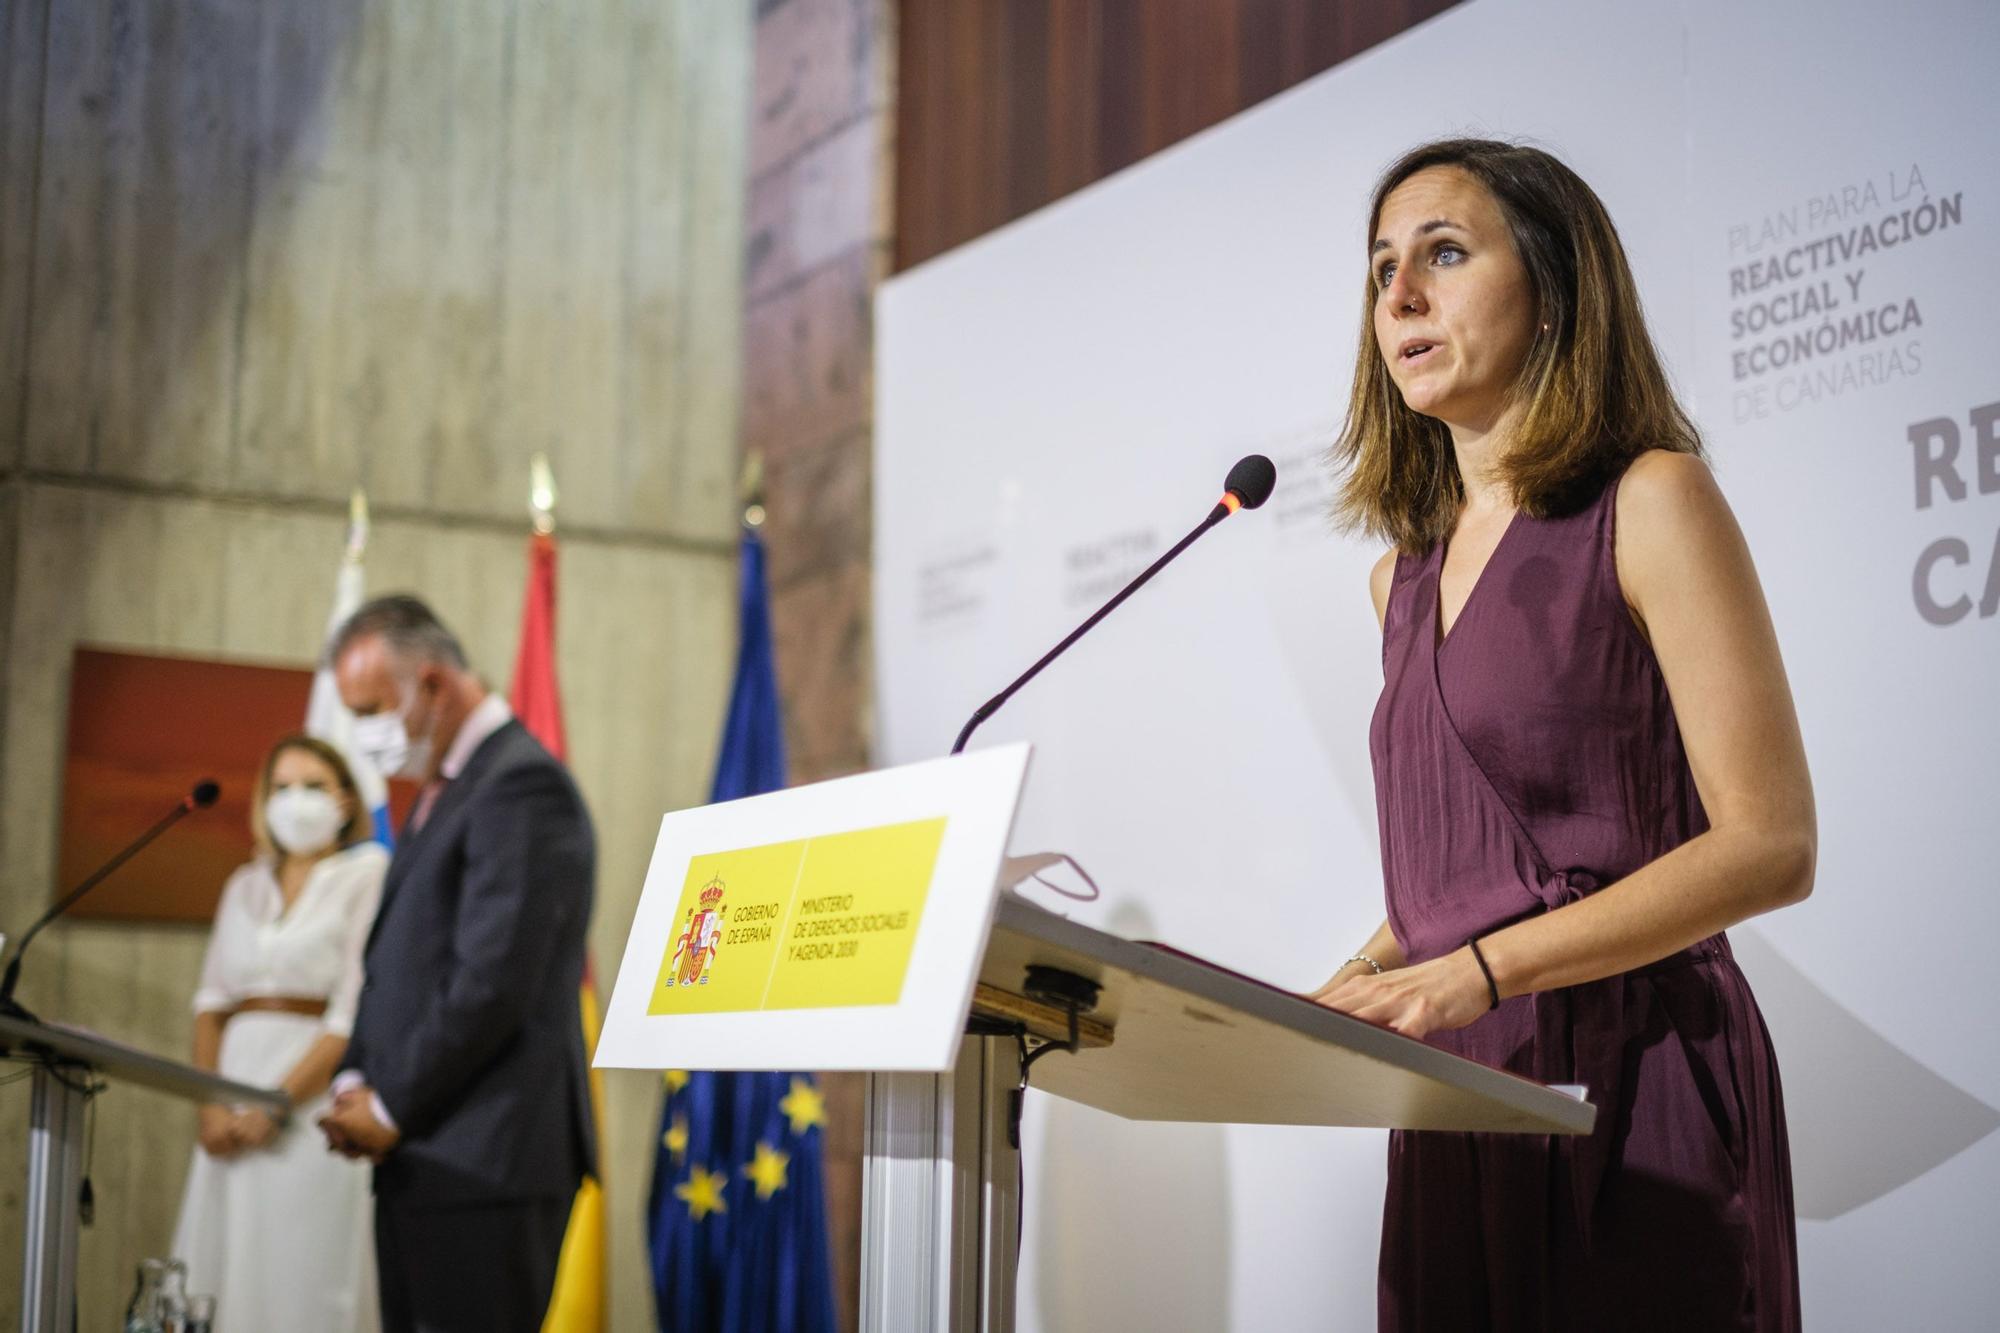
[190,780,222,808]
[1224,454,1277,509]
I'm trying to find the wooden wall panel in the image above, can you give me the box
[894,0,1463,271]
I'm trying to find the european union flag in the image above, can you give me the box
[648,528,837,1333]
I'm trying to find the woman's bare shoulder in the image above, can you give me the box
[1615,449,1759,632]
[1369,548,1398,628]
[1617,449,1727,530]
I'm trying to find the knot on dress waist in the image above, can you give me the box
[1536,867,1600,910]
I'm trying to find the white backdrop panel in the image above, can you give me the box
[876,0,1999,1327]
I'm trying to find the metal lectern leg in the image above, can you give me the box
[19,1061,88,1333]
[861,1036,1021,1333]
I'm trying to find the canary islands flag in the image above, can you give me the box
[305,498,391,845]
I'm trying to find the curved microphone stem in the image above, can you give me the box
[950,505,1232,755]
[0,796,200,1019]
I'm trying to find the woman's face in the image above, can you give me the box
[269,747,352,826]
[1370,166,1539,437]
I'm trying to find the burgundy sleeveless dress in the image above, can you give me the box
[1369,472,1800,1332]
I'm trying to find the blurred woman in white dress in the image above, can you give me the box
[172,735,386,1333]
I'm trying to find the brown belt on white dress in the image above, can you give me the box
[228,996,328,1019]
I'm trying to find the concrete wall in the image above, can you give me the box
[0,2,752,1327]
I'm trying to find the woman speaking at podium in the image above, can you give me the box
[1311,139,1811,1332]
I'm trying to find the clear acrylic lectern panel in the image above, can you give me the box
[0,1013,289,1333]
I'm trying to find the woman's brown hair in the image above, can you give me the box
[1332,138,1703,551]
[250,733,370,858]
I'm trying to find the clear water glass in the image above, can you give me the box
[183,1294,218,1333]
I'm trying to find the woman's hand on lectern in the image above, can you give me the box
[1310,947,1491,1041]
[1305,958,1379,1002]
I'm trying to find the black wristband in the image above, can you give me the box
[1466,936,1500,1011]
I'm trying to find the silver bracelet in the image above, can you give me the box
[1345,954,1385,975]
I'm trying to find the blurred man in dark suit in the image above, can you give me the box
[318,594,594,1333]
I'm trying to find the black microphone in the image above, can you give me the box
[949,455,1276,755]
[0,780,222,1019]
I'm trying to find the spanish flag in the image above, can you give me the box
[510,527,607,1332]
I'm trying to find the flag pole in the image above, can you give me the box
[530,452,558,536]
[346,488,369,561]
[739,447,766,530]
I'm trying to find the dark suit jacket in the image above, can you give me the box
[344,719,596,1207]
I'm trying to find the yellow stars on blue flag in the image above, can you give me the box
[675,1165,729,1221]
[662,1112,690,1164]
[779,1076,826,1136]
[743,1141,791,1199]
[659,1072,822,1225]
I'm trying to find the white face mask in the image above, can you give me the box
[265,785,346,855]
[350,685,434,781]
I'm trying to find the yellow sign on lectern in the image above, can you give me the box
[647,817,948,1015]
[597,744,1029,1073]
